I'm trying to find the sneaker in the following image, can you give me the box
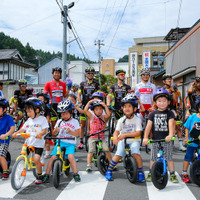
[86,164,92,172]
[42,174,50,183]
[181,174,190,183]
[2,172,9,180]
[78,143,84,149]
[73,173,81,182]
[137,171,145,182]
[179,145,186,152]
[105,170,113,181]
[170,174,179,183]
[146,172,151,182]
[44,154,50,159]
[35,175,43,184]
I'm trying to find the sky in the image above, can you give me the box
[0,0,200,62]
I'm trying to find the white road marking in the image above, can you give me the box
[0,171,35,198]
[145,171,197,200]
[56,171,108,200]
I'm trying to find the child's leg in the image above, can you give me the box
[45,155,56,175]
[45,140,50,154]
[34,154,42,174]
[133,154,143,168]
[0,156,8,171]
[87,138,95,164]
[68,154,78,174]
[105,152,112,163]
[87,153,93,164]
[167,160,175,172]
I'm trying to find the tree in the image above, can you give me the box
[100,74,117,92]
[118,55,128,62]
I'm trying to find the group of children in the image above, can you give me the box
[0,87,200,185]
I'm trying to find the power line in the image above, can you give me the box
[176,0,182,27]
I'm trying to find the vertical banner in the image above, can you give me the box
[143,50,151,69]
[130,51,138,88]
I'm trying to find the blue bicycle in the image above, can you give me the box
[148,137,175,189]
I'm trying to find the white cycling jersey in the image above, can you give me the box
[135,81,156,105]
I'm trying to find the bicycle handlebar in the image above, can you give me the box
[0,136,9,140]
[87,128,109,138]
[14,133,42,139]
[44,136,75,140]
[187,137,200,145]
[148,137,175,144]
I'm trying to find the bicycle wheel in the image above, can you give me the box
[124,156,138,183]
[11,158,26,190]
[52,160,62,188]
[97,154,109,176]
[0,151,11,173]
[151,161,168,189]
[108,116,116,152]
[190,160,200,186]
[64,159,70,176]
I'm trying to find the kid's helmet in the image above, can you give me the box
[57,99,74,113]
[24,97,45,112]
[52,67,62,73]
[116,69,126,76]
[36,93,50,104]
[0,98,9,109]
[195,97,200,112]
[172,83,178,89]
[162,74,172,80]
[121,93,138,107]
[89,100,104,110]
[91,92,104,101]
[140,68,150,76]
[85,67,95,73]
[72,83,79,88]
[18,79,27,85]
[153,88,170,101]
[195,75,200,82]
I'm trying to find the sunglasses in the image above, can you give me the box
[119,73,125,76]
[142,74,149,76]
[21,85,27,87]
[87,72,94,75]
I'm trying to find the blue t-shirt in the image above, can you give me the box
[0,114,15,144]
[184,114,200,147]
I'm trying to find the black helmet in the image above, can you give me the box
[57,99,74,113]
[18,79,27,85]
[36,93,50,104]
[85,67,95,73]
[121,94,138,107]
[24,97,45,112]
[0,98,9,109]
[89,100,104,110]
[52,67,62,73]
[116,69,126,76]
[162,74,172,80]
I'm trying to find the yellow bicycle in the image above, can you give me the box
[11,133,44,190]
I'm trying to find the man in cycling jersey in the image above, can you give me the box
[107,69,131,119]
[77,67,100,149]
[44,67,69,129]
[14,80,32,123]
[135,68,156,122]
[162,74,186,151]
[187,75,200,114]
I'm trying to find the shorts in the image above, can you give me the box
[115,140,140,157]
[0,143,9,158]
[88,138,109,153]
[50,103,61,121]
[27,147,43,156]
[184,145,196,162]
[51,141,75,158]
[151,141,173,161]
[140,104,152,118]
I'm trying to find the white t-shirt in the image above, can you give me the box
[22,116,49,148]
[116,115,142,143]
[135,81,156,105]
[55,118,80,144]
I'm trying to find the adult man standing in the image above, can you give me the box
[44,67,69,129]
[77,67,100,149]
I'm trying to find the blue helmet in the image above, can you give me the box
[121,93,138,107]
[89,100,104,110]
[153,88,169,101]
[36,93,50,104]
[0,98,9,109]
[24,97,45,112]
[92,92,104,101]
[57,99,74,113]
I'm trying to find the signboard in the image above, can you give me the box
[130,51,138,88]
[143,50,151,69]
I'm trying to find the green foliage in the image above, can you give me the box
[0,32,96,68]
[98,74,117,92]
[118,55,128,62]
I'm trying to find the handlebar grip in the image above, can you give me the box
[0,136,9,140]
[148,139,152,145]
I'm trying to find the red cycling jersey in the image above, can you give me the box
[44,80,66,104]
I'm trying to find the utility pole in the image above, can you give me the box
[94,40,104,87]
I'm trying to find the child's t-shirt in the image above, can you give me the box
[116,115,142,143]
[0,114,15,144]
[22,116,49,148]
[148,109,175,140]
[55,118,80,144]
[184,114,200,147]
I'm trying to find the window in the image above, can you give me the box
[106,64,109,67]
[105,70,110,74]
[138,55,142,64]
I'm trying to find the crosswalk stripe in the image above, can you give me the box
[0,171,35,198]
[56,171,108,200]
[145,171,197,200]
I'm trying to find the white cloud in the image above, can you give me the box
[0,0,199,62]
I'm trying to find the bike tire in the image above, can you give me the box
[0,151,11,173]
[85,134,89,152]
[108,116,116,152]
[124,156,138,183]
[97,154,109,176]
[151,161,168,190]
[53,160,62,188]
[190,160,200,186]
[11,158,26,190]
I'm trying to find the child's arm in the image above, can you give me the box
[13,128,26,138]
[52,127,59,136]
[113,130,120,145]
[166,118,175,142]
[36,128,47,138]
[137,97,145,112]
[0,126,15,140]
[118,130,142,141]
[84,99,96,120]
[143,120,153,145]
[100,102,111,120]
[74,106,84,114]
[66,128,80,137]
[184,128,189,145]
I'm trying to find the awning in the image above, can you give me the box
[152,69,166,78]
[172,66,196,79]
